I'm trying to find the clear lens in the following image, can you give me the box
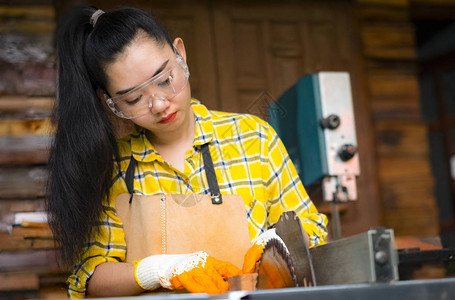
[105,55,189,119]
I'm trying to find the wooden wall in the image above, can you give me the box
[357,0,440,236]
[0,3,69,298]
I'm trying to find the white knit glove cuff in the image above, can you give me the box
[251,228,289,254]
[134,254,189,290]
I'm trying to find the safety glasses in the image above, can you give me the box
[104,54,189,119]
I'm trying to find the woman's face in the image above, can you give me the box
[104,33,192,136]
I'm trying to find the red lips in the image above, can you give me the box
[159,112,177,124]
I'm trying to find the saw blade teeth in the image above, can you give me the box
[255,238,297,289]
[266,239,296,278]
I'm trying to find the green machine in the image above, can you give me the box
[268,72,360,238]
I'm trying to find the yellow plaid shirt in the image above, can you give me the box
[67,99,327,298]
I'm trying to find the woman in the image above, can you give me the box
[47,6,328,298]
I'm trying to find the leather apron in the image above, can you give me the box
[115,143,251,269]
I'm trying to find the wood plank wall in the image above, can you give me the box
[357,0,440,236]
[0,3,68,298]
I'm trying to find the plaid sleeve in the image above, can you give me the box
[67,164,128,298]
[264,122,328,247]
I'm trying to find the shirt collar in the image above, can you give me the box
[129,98,214,162]
[192,99,214,146]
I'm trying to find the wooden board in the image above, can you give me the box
[380,176,436,210]
[368,70,421,119]
[0,166,47,199]
[358,5,409,22]
[0,273,39,291]
[0,120,52,135]
[0,96,53,121]
[0,234,55,251]
[384,207,440,236]
[377,156,432,181]
[0,136,50,165]
[375,121,429,156]
[0,6,55,34]
[356,0,409,6]
[0,249,61,272]
[362,24,416,59]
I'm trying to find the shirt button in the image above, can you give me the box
[249,201,254,208]
[185,179,190,185]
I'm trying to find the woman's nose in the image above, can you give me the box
[149,96,169,114]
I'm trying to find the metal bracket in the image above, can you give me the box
[309,227,399,285]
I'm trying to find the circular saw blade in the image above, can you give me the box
[254,238,297,289]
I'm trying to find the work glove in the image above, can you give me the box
[242,228,289,274]
[134,251,241,294]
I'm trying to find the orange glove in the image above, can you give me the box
[134,251,241,294]
[242,244,265,274]
[242,229,288,274]
[169,254,241,294]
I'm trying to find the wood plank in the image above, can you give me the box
[368,69,421,119]
[367,70,419,99]
[0,166,47,199]
[0,233,55,251]
[384,207,439,236]
[380,176,435,209]
[0,63,55,95]
[0,199,45,214]
[0,249,61,272]
[375,121,429,156]
[0,136,50,164]
[358,5,409,22]
[395,236,442,250]
[0,234,33,251]
[0,6,54,17]
[32,239,56,249]
[0,273,39,291]
[356,0,409,5]
[362,24,416,59]
[377,156,432,181]
[0,96,53,120]
[370,99,421,119]
[12,226,52,239]
[0,120,52,135]
[412,0,455,4]
[0,5,55,34]
[38,286,69,300]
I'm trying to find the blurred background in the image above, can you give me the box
[0,0,454,298]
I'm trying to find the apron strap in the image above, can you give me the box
[124,144,222,205]
[125,155,136,204]
[201,143,223,204]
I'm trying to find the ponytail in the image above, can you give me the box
[48,6,118,266]
[47,5,174,266]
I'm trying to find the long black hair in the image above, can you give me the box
[47,6,173,266]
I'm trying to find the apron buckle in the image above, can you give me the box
[211,193,222,204]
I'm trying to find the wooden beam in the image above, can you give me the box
[362,24,416,59]
[0,249,62,272]
[357,0,409,6]
[0,166,47,199]
[0,96,53,120]
[0,273,39,291]
[0,136,51,165]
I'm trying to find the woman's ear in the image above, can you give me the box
[173,37,186,62]
[96,88,105,101]
[96,88,134,138]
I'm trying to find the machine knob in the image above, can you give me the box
[338,144,357,161]
[320,114,341,130]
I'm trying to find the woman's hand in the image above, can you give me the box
[135,251,241,294]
